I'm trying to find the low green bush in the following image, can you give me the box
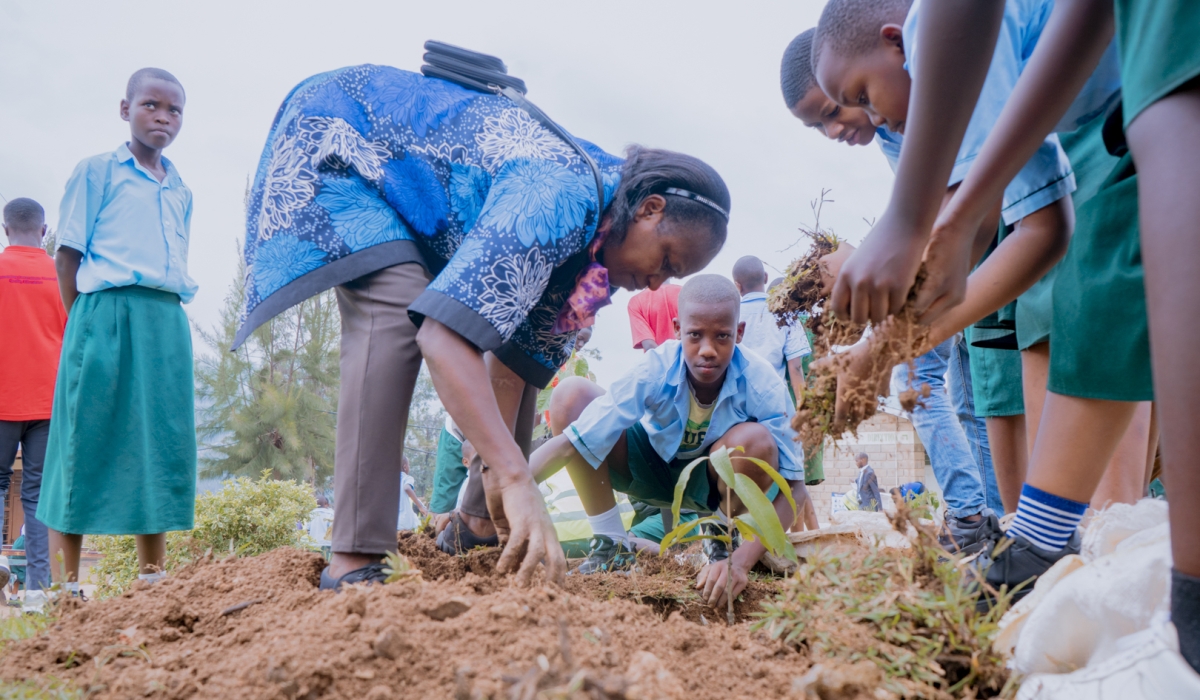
[89,471,316,597]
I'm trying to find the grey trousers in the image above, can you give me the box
[331,263,541,553]
[332,264,431,554]
[0,420,51,590]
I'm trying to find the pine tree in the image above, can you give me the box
[194,248,339,486]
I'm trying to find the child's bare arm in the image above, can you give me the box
[787,357,807,402]
[55,247,82,313]
[928,0,1114,306]
[830,0,1007,325]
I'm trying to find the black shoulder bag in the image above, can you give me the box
[420,41,606,221]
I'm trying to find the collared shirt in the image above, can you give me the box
[565,341,803,482]
[57,143,197,302]
[899,0,1077,224]
[738,291,811,383]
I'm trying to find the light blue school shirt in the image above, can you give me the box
[57,143,197,303]
[565,341,803,482]
[738,292,811,383]
[900,0,1076,225]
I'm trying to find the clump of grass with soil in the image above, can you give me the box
[755,496,1014,698]
[89,471,316,597]
[769,192,930,457]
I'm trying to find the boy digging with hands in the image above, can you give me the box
[530,275,810,607]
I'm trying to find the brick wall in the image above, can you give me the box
[804,412,926,524]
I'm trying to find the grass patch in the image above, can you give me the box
[0,678,82,700]
[754,498,1015,698]
[0,613,51,646]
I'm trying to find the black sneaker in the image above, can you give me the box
[701,522,741,565]
[571,536,636,575]
[977,530,1082,603]
[938,510,1001,555]
[319,562,389,591]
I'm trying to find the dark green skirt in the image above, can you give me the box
[965,327,1025,417]
[1047,153,1153,401]
[1117,0,1200,127]
[39,286,196,535]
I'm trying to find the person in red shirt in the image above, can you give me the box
[626,282,681,351]
[0,198,66,596]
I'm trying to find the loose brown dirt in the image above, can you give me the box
[0,535,806,699]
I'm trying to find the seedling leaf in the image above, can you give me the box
[732,473,797,563]
[670,456,709,529]
[733,455,797,521]
[660,514,723,551]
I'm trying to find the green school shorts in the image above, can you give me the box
[614,423,718,513]
[429,427,466,514]
[1048,152,1154,401]
[1116,0,1200,128]
[965,327,1025,417]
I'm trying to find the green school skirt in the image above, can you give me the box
[38,286,196,535]
[1116,0,1200,128]
[1048,153,1153,401]
[429,427,466,514]
[965,327,1025,417]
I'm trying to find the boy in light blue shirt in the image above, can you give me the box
[530,275,809,607]
[40,68,198,594]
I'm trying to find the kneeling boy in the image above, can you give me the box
[530,275,809,607]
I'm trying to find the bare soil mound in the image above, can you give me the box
[1,539,805,699]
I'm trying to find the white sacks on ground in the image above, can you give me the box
[996,499,1171,677]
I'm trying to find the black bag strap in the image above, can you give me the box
[420,42,606,230]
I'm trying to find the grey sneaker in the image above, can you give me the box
[572,536,636,575]
[701,522,741,565]
[977,530,1082,602]
[938,510,1002,555]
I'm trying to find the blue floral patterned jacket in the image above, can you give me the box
[236,65,623,387]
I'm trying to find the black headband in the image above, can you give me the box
[664,187,729,221]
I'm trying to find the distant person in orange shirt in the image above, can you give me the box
[0,198,66,597]
[627,282,681,351]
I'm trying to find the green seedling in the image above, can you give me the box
[658,445,798,625]
[382,551,422,584]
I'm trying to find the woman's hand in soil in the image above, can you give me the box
[695,554,751,609]
[830,210,927,325]
[490,476,567,586]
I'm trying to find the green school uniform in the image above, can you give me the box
[39,287,197,535]
[1115,0,1200,129]
[965,327,1025,417]
[429,427,466,514]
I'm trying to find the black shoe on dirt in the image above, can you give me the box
[319,562,389,591]
[571,536,636,575]
[976,530,1081,604]
[938,510,1001,556]
[701,522,741,565]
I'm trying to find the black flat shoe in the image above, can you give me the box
[436,512,499,555]
[319,562,388,591]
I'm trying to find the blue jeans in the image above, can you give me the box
[894,339,987,519]
[0,420,50,591]
[948,335,1005,514]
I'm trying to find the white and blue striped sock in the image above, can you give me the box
[1007,484,1087,551]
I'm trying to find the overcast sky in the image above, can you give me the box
[0,0,894,384]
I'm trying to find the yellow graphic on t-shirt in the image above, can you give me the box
[676,389,716,459]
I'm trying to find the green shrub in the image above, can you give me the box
[89,471,316,597]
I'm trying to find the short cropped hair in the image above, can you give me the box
[3,198,45,232]
[678,274,741,321]
[126,67,185,102]
[814,0,913,62]
[856,452,869,461]
[732,255,767,290]
[780,29,818,108]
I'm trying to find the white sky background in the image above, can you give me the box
[0,0,894,385]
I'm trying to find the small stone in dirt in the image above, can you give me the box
[365,686,394,700]
[344,613,362,633]
[422,596,471,621]
[793,661,890,700]
[159,628,181,642]
[488,601,525,620]
[354,669,376,680]
[373,627,410,660]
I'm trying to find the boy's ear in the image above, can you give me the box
[120,98,131,123]
[673,317,681,339]
[736,321,746,344]
[880,24,905,53]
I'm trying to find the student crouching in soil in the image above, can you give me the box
[530,275,812,607]
[236,65,733,589]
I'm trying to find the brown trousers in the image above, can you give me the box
[332,263,537,554]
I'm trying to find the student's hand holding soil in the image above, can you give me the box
[695,548,752,608]
[829,209,927,325]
